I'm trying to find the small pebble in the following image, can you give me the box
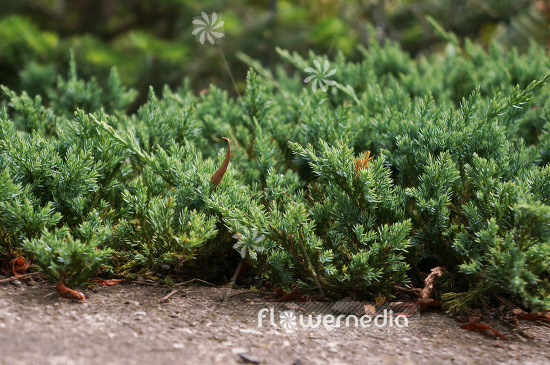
[131,311,147,320]
[238,353,260,364]
[10,280,21,287]
[26,279,37,286]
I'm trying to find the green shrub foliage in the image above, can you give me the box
[1,34,549,311]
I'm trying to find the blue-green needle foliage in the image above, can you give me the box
[1,29,549,311]
[24,224,112,288]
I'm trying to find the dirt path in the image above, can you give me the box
[0,280,549,365]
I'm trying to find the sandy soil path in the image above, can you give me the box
[1,281,549,364]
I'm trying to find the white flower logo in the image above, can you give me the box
[232,227,265,259]
[304,60,336,92]
[192,12,225,45]
[279,310,297,330]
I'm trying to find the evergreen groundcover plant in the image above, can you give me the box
[0,32,549,313]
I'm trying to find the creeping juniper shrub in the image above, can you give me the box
[1,35,549,312]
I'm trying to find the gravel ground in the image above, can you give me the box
[0,279,549,365]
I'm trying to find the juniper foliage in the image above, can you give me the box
[1,33,549,311]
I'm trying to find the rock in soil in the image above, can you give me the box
[9,279,21,287]
[238,353,260,364]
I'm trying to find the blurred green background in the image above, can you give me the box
[1,0,548,111]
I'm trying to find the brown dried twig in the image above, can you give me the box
[160,289,178,303]
[210,137,231,187]
[175,278,217,287]
[0,272,40,283]
[420,266,444,300]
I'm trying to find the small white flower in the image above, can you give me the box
[304,60,336,92]
[192,12,225,45]
[233,227,265,259]
[279,310,297,330]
